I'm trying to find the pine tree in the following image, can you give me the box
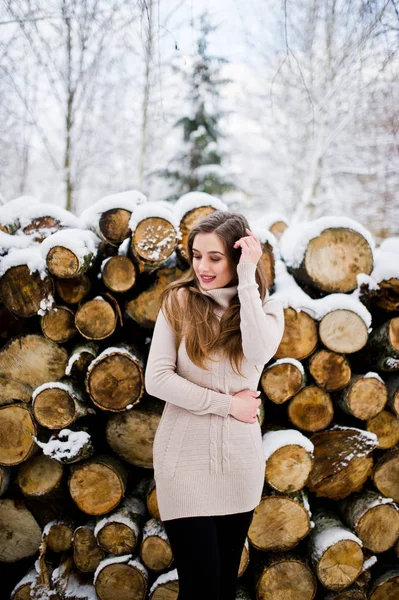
[159,13,236,201]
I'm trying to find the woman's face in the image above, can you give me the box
[192,232,237,289]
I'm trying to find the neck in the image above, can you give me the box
[198,282,238,310]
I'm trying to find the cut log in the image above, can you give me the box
[68,454,128,515]
[148,568,179,600]
[307,426,377,500]
[73,521,105,573]
[319,309,369,354]
[308,510,363,590]
[42,520,74,553]
[274,308,318,360]
[308,350,351,391]
[177,204,216,261]
[35,428,94,464]
[0,465,10,496]
[125,256,185,328]
[106,395,164,467]
[101,256,136,293]
[55,274,91,304]
[262,429,314,493]
[260,359,306,404]
[386,373,399,417]
[285,225,373,294]
[17,453,77,526]
[86,345,144,411]
[365,316,399,372]
[0,264,54,317]
[32,379,90,429]
[248,488,311,551]
[95,495,146,555]
[288,385,334,432]
[44,229,97,279]
[0,403,37,466]
[0,498,41,562]
[372,446,399,501]
[99,208,132,245]
[65,341,99,379]
[366,409,399,449]
[340,489,399,553]
[0,334,68,405]
[75,296,118,340]
[252,551,316,600]
[336,374,387,420]
[238,537,249,578]
[10,567,38,600]
[94,555,148,600]
[368,568,399,600]
[130,212,179,274]
[52,554,98,600]
[140,518,173,572]
[147,478,160,520]
[40,305,77,343]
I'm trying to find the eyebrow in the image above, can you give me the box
[192,248,225,255]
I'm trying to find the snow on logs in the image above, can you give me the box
[1,196,399,598]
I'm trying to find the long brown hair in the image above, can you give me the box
[159,210,268,376]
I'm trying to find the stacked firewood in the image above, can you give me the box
[0,191,398,600]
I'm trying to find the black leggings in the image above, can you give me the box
[162,509,254,600]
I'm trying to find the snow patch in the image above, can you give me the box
[174,191,227,222]
[262,429,314,461]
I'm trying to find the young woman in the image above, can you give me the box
[145,211,285,600]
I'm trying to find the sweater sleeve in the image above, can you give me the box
[237,262,285,366]
[144,304,233,417]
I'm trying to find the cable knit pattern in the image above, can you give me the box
[145,262,285,521]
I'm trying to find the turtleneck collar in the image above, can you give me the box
[198,283,238,309]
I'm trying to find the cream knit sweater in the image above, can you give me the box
[145,262,285,521]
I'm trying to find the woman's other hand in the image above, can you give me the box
[229,389,261,423]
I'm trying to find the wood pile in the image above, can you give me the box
[0,192,398,600]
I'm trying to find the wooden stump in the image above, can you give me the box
[340,489,399,553]
[148,568,178,600]
[336,374,387,420]
[32,379,89,429]
[0,264,54,317]
[318,309,369,354]
[73,521,105,573]
[55,274,91,304]
[308,511,363,590]
[95,495,146,555]
[261,359,306,404]
[75,296,118,340]
[0,498,41,562]
[307,427,377,500]
[372,446,399,501]
[368,568,399,600]
[43,520,74,553]
[263,429,314,493]
[288,385,334,432]
[69,454,128,515]
[308,350,351,391]
[140,518,173,572]
[253,552,316,600]
[40,305,77,343]
[0,404,37,466]
[274,308,318,360]
[0,334,68,405]
[248,489,311,551]
[86,345,144,411]
[94,555,148,600]
[366,409,399,449]
[102,255,136,293]
[106,395,163,467]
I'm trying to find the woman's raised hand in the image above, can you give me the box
[229,389,261,423]
[233,228,262,265]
